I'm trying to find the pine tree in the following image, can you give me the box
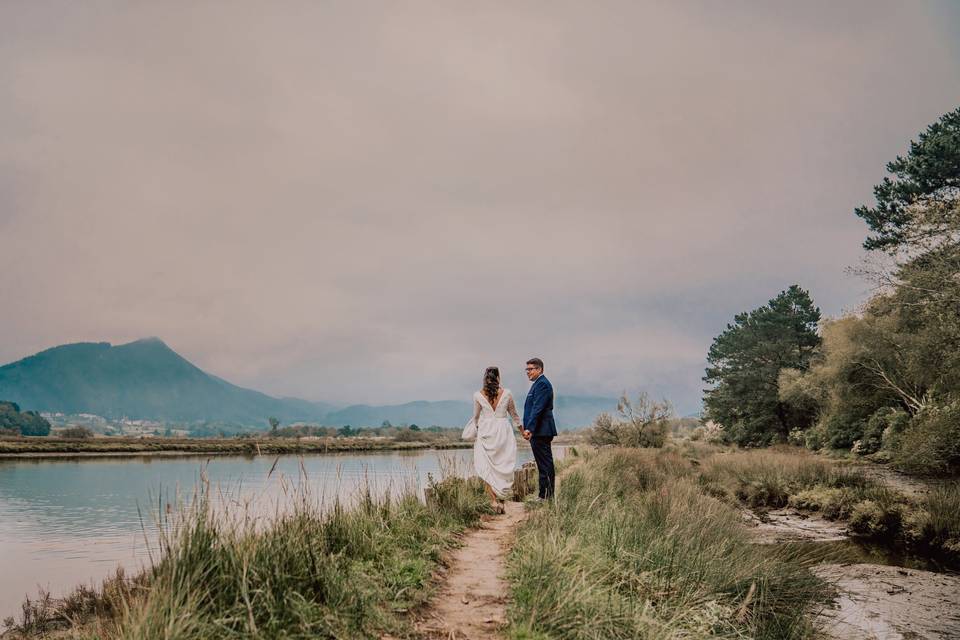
[703,285,821,446]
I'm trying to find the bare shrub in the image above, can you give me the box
[58,425,95,439]
[587,393,672,448]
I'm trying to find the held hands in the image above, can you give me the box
[522,429,532,441]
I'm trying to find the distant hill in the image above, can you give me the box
[0,338,335,425]
[0,339,616,429]
[322,394,616,430]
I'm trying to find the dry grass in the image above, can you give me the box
[506,448,830,640]
[5,473,491,639]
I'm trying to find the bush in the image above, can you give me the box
[917,483,960,554]
[848,499,906,539]
[894,402,960,474]
[803,424,827,451]
[393,427,433,443]
[587,393,671,448]
[59,426,95,439]
[0,401,51,436]
[853,407,910,456]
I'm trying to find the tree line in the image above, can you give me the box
[0,400,52,436]
[703,106,960,474]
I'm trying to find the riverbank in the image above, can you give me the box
[0,436,471,459]
[704,445,960,638]
[2,473,493,639]
[5,443,955,639]
[691,444,960,566]
[507,447,830,639]
[505,444,960,640]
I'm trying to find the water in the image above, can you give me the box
[780,538,957,574]
[0,446,553,620]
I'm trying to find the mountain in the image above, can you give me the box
[0,339,616,429]
[0,338,335,425]
[323,394,616,430]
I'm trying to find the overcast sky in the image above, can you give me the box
[2,2,958,415]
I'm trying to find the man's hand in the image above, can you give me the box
[522,430,532,441]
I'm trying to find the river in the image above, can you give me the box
[0,446,554,621]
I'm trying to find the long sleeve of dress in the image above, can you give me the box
[506,394,522,430]
[473,397,482,425]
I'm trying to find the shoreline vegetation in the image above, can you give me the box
[0,435,472,459]
[4,470,496,639]
[508,446,828,639]
[6,441,957,639]
[700,107,960,477]
[507,443,960,640]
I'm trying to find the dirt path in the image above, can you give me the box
[415,501,526,639]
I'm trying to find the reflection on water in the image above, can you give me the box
[780,538,958,575]
[0,446,553,619]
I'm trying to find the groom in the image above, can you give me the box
[521,357,557,500]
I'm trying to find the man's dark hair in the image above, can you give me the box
[526,357,544,370]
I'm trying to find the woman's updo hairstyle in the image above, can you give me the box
[482,366,500,405]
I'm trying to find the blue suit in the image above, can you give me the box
[524,375,557,499]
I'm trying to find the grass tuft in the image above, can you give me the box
[506,448,829,640]
[9,472,491,639]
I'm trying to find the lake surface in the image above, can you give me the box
[0,446,553,620]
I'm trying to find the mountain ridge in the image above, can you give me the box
[0,339,615,429]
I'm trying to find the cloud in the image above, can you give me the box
[2,1,958,414]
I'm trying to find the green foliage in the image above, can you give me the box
[769,107,960,470]
[917,483,960,554]
[847,499,908,539]
[0,400,51,436]
[703,286,821,446]
[894,402,960,474]
[855,106,960,252]
[859,407,909,456]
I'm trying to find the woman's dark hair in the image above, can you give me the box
[482,366,500,405]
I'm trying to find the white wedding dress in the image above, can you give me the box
[469,389,520,498]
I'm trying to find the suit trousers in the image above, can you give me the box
[530,436,555,499]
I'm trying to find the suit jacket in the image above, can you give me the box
[523,375,557,438]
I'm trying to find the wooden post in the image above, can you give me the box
[512,461,538,502]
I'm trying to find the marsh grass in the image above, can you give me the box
[506,449,830,640]
[7,463,491,639]
[687,444,960,564]
[695,448,873,509]
[901,482,960,556]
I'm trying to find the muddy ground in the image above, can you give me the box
[814,564,960,640]
[741,503,960,639]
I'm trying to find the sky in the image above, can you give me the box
[1,2,959,415]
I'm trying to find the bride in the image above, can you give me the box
[465,366,520,513]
